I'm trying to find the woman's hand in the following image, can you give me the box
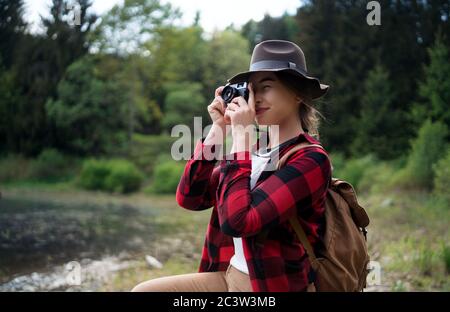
[207,86,231,128]
[224,83,256,133]
[225,83,256,153]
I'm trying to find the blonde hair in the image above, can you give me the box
[274,72,326,140]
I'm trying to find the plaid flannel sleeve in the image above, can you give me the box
[175,136,222,211]
[216,149,331,237]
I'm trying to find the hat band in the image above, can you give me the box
[250,60,307,75]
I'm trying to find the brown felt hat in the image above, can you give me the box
[227,40,329,99]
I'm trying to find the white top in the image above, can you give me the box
[229,144,281,274]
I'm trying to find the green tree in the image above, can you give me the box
[0,59,23,154]
[294,0,450,157]
[117,54,163,137]
[41,0,97,92]
[162,82,206,133]
[400,119,449,190]
[202,30,251,99]
[146,25,208,95]
[142,28,249,134]
[241,13,299,52]
[432,147,450,203]
[296,0,377,156]
[46,56,127,155]
[411,34,450,132]
[351,65,401,159]
[142,24,209,126]
[2,0,97,155]
[0,0,27,69]
[90,0,181,55]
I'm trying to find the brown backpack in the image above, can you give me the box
[257,142,371,292]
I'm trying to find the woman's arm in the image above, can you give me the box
[216,148,331,237]
[176,124,227,211]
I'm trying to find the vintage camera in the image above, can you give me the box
[221,82,249,105]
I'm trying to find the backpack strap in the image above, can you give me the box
[255,142,325,249]
[255,142,329,258]
[278,143,330,265]
[276,143,328,170]
[289,216,318,265]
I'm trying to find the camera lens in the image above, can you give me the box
[221,86,236,103]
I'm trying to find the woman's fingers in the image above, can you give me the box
[235,96,248,107]
[214,96,226,113]
[215,86,225,97]
[226,103,239,111]
[230,96,241,106]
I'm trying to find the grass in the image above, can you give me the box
[365,188,450,291]
[1,179,75,191]
[102,256,199,291]
[443,244,450,274]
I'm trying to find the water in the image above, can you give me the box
[0,193,158,290]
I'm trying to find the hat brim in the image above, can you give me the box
[227,68,329,100]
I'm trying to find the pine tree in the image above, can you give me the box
[410,34,450,134]
[241,13,299,52]
[294,0,450,157]
[0,0,27,68]
[41,0,97,92]
[351,65,401,159]
[5,0,98,155]
[296,0,377,156]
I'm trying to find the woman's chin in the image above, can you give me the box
[255,116,268,126]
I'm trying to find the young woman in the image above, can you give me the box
[132,40,332,292]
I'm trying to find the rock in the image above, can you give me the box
[0,254,139,292]
[381,198,393,207]
[145,255,163,269]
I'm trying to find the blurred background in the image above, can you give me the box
[0,0,449,291]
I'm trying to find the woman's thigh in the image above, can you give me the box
[225,265,253,292]
[131,270,228,292]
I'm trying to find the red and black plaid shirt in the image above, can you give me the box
[176,131,332,292]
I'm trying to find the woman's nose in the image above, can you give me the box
[253,91,262,104]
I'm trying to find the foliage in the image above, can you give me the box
[351,65,400,159]
[393,119,448,190]
[128,134,178,176]
[411,34,450,129]
[89,0,181,55]
[202,30,251,98]
[1,0,450,180]
[162,82,206,132]
[432,147,450,203]
[333,154,377,192]
[0,0,27,69]
[0,149,79,183]
[46,56,128,155]
[78,158,144,193]
[146,158,185,194]
[241,13,298,51]
[296,0,450,158]
[0,0,96,156]
[29,149,72,181]
[0,155,30,183]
